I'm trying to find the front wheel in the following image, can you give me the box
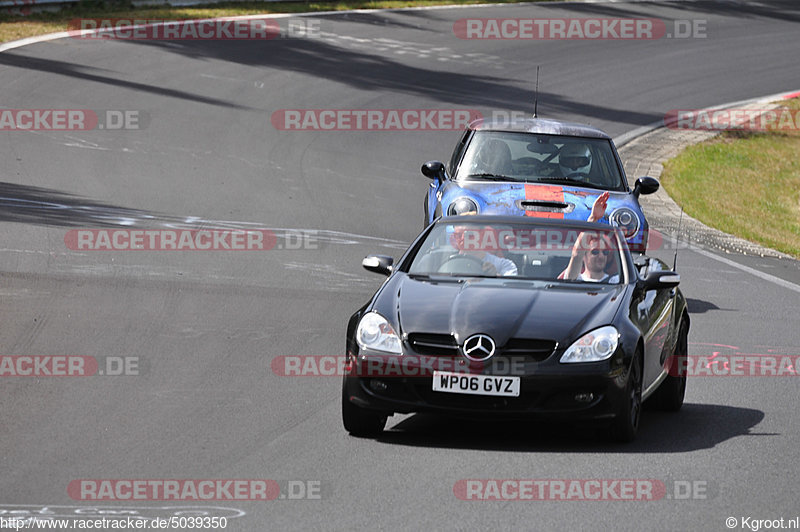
[650,319,688,411]
[342,388,387,437]
[608,349,643,443]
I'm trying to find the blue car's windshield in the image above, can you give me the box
[456,131,626,191]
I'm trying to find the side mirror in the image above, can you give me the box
[362,255,394,276]
[640,270,680,291]
[633,176,660,198]
[421,161,446,182]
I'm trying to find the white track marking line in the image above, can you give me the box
[691,246,800,295]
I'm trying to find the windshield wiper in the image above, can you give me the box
[464,173,518,181]
[546,280,616,288]
[537,177,609,190]
[408,273,464,282]
[409,272,500,281]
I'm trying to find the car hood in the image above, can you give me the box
[390,275,626,347]
[447,181,635,220]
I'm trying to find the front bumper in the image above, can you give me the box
[342,352,632,421]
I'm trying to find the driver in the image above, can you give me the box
[450,224,518,277]
[559,143,592,178]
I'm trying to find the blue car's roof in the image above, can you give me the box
[469,117,612,140]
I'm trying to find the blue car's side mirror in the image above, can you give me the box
[421,161,446,182]
[634,176,660,197]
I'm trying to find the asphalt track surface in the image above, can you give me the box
[1,1,799,530]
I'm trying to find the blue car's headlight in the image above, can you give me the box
[609,208,640,238]
[356,312,402,354]
[560,326,619,363]
[447,197,479,216]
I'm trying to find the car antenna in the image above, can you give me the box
[533,66,540,118]
[673,207,684,271]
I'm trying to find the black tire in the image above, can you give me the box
[650,319,688,412]
[608,349,643,443]
[342,389,387,437]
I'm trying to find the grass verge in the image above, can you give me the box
[661,98,800,258]
[0,0,532,43]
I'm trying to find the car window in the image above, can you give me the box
[455,131,626,191]
[407,222,623,283]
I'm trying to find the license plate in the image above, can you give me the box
[432,371,520,397]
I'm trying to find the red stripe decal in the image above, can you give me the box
[524,184,565,219]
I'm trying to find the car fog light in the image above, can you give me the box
[574,392,594,403]
[370,380,388,392]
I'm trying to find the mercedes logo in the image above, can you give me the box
[462,334,496,362]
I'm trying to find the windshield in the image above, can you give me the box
[455,131,625,190]
[407,221,624,283]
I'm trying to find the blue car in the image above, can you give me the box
[422,117,659,253]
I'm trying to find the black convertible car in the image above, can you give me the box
[342,217,689,442]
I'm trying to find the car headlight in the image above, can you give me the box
[447,197,479,216]
[560,326,619,363]
[609,208,640,238]
[356,312,402,354]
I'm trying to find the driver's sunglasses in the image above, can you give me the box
[562,156,589,167]
[590,249,610,256]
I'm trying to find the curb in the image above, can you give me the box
[616,91,800,260]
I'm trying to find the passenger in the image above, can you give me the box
[562,191,620,282]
